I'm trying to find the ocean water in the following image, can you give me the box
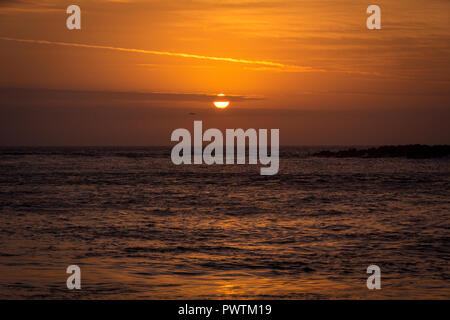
[0,147,448,299]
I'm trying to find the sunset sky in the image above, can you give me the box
[0,0,449,145]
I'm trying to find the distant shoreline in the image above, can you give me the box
[0,145,450,159]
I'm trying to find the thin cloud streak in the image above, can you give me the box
[0,36,318,72]
[0,87,261,103]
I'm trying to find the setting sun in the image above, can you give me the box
[213,101,230,109]
[213,94,230,109]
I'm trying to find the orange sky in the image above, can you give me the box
[0,0,449,145]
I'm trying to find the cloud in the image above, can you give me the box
[0,36,321,72]
[0,36,390,76]
[0,87,261,104]
[0,0,60,12]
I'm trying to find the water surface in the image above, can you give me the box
[0,147,448,299]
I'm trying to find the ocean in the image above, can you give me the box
[0,147,448,299]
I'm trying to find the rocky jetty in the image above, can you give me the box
[312,145,450,159]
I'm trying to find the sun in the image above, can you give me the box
[213,101,230,109]
[213,93,230,109]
